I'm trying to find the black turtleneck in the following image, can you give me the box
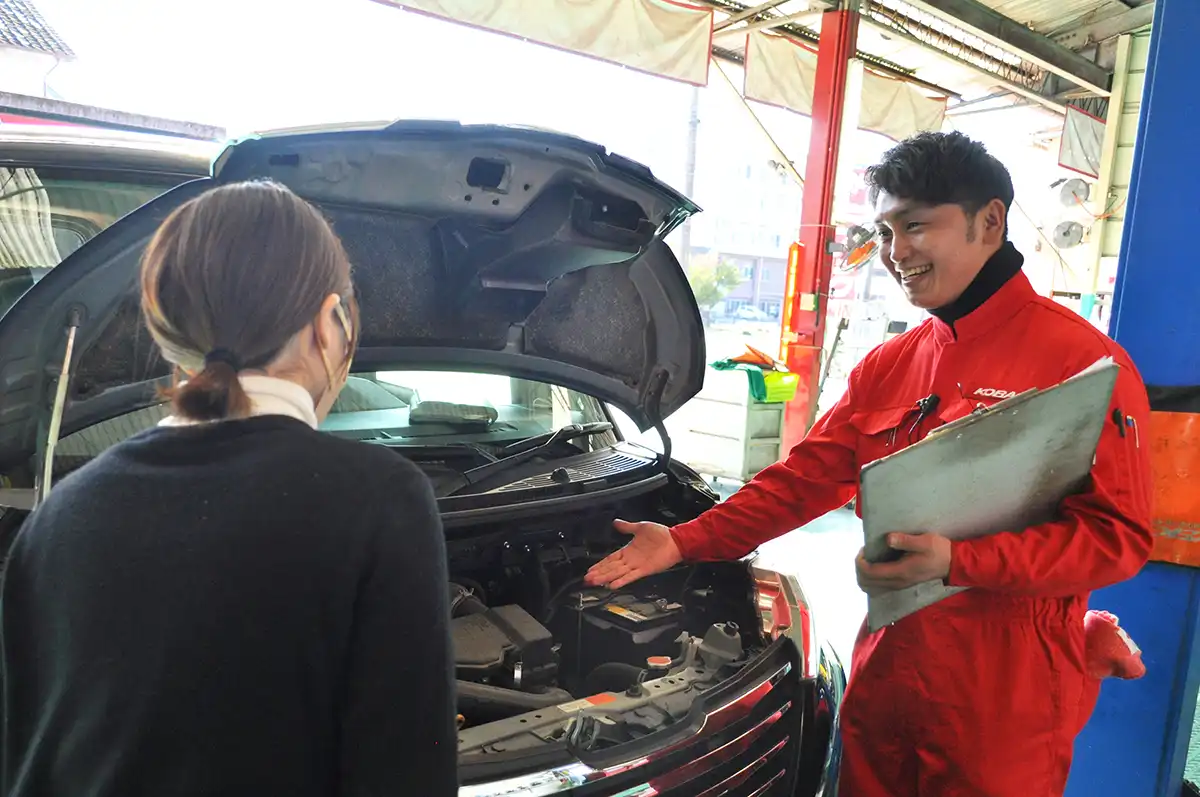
[929,241,1024,328]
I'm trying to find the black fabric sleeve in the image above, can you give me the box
[338,457,457,797]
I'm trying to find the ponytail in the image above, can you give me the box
[168,349,251,421]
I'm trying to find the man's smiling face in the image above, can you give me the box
[873,191,1005,311]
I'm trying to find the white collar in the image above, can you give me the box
[158,375,319,430]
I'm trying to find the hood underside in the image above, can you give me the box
[0,121,705,470]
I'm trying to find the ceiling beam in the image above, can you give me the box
[713,0,787,32]
[900,0,1113,96]
[1052,3,1156,50]
[859,16,1063,112]
[713,10,824,40]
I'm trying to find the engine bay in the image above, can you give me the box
[447,517,764,756]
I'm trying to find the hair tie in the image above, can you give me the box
[204,348,242,371]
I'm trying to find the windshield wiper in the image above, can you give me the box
[440,422,613,496]
[499,422,613,457]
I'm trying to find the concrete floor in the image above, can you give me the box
[1188,708,1200,787]
[755,507,867,672]
[703,480,867,672]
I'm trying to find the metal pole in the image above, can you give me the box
[680,85,701,269]
[780,4,861,452]
[38,310,81,506]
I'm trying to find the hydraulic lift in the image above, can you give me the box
[1070,3,1200,795]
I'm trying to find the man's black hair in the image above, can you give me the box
[865,131,1015,237]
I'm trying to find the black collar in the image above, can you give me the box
[929,241,1025,328]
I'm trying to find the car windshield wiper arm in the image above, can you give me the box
[441,422,613,496]
[499,422,613,458]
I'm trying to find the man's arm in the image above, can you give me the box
[948,363,1154,596]
[339,460,457,796]
[669,366,862,562]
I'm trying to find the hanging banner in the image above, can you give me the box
[743,31,947,142]
[1058,104,1105,178]
[375,0,714,86]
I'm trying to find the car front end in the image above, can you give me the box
[0,121,844,796]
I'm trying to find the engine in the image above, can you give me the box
[450,583,558,691]
[449,568,757,730]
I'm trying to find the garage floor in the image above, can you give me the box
[750,504,866,672]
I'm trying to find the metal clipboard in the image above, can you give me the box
[858,357,1120,631]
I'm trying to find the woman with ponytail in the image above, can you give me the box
[1,180,457,796]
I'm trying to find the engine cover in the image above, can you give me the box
[452,604,557,690]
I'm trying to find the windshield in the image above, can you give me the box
[321,371,613,447]
[0,165,189,319]
[50,369,619,476]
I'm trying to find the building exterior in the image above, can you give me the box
[0,0,73,97]
[686,155,802,321]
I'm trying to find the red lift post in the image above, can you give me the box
[780,4,861,453]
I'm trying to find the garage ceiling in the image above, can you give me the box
[703,0,1156,119]
[984,0,1153,36]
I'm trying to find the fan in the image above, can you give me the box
[1058,178,1091,208]
[1053,220,1085,249]
[836,224,880,272]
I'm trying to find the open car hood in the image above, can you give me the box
[0,121,706,470]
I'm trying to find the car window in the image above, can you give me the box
[0,165,187,319]
[51,371,618,478]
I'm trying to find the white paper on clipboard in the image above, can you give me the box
[858,356,1120,631]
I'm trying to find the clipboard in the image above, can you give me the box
[858,356,1120,631]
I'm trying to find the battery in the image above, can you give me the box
[552,589,686,687]
[586,593,684,635]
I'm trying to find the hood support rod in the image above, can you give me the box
[36,308,81,507]
[646,368,673,472]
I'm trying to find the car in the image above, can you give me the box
[735,306,773,322]
[0,121,845,797]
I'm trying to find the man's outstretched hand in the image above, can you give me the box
[584,519,683,589]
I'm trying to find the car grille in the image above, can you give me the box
[576,650,806,797]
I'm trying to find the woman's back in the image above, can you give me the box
[2,412,455,796]
[0,180,457,796]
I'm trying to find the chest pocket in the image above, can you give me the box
[850,405,919,470]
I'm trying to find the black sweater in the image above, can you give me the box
[1,415,457,797]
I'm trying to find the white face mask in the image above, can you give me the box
[313,297,354,421]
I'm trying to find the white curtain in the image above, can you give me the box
[743,31,947,142]
[0,167,62,269]
[376,0,714,85]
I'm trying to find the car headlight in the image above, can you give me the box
[751,566,819,679]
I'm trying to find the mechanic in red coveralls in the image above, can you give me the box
[585,131,1153,796]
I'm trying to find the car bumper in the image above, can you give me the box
[458,638,845,797]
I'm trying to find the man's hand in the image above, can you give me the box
[584,519,683,590]
[855,532,952,594]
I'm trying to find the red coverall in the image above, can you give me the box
[670,271,1153,796]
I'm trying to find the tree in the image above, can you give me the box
[686,253,743,319]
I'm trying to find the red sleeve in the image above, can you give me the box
[948,360,1154,596]
[669,367,862,562]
